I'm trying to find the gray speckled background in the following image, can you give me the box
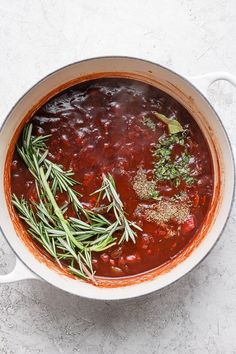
[0,1,236,353]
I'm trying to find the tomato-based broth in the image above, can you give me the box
[10,78,213,279]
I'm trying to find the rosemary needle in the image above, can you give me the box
[92,174,142,244]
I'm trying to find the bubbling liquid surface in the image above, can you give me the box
[11,78,213,277]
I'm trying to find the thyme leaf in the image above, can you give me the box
[153,132,196,187]
[142,117,156,131]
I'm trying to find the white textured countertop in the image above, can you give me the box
[0,1,236,353]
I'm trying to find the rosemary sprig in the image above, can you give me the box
[92,174,142,244]
[12,194,62,268]
[12,189,97,282]
[12,124,142,282]
[17,124,85,213]
[12,186,119,283]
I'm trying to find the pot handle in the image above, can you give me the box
[0,256,39,283]
[188,72,236,95]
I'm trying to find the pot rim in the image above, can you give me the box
[0,56,235,300]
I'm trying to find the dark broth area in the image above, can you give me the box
[11,78,213,278]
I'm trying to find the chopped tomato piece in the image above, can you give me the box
[126,253,141,263]
[181,215,196,234]
[201,195,206,206]
[193,194,199,207]
[158,230,167,237]
[118,256,126,267]
[100,253,109,262]
[88,196,97,208]
[109,259,116,266]
[110,266,124,276]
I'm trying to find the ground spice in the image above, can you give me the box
[133,168,159,200]
[138,199,190,225]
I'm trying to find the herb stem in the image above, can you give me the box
[39,166,96,283]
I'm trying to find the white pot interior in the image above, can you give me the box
[0,57,234,300]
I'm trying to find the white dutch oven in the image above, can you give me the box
[0,57,235,300]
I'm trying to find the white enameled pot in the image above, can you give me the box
[0,57,235,300]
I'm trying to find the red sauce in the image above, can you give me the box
[11,78,213,278]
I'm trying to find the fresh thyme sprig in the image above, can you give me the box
[92,174,142,244]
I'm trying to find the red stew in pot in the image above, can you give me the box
[11,78,213,281]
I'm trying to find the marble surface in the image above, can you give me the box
[0,0,236,353]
